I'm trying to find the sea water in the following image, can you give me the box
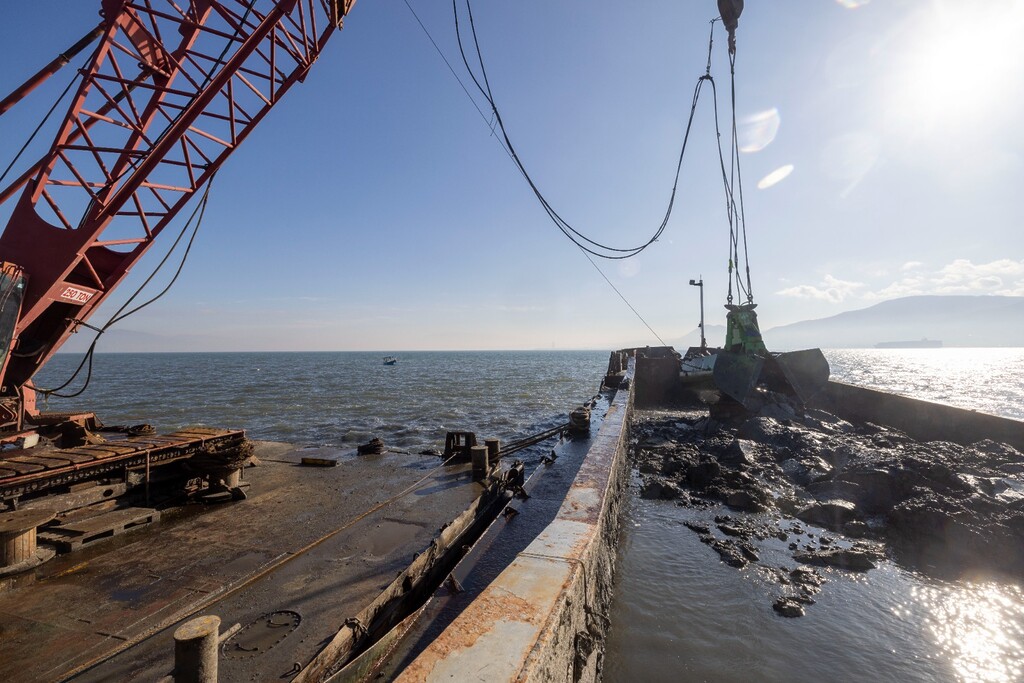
[35,348,1024,682]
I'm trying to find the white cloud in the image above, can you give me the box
[777,259,1024,306]
[776,274,866,303]
[866,258,1024,299]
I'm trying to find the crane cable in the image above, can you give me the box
[403,2,671,344]
[453,0,715,261]
[716,46,754,305]
[579,248,668,346]
[400,0,513,161]
[0,56,86,189]
[26,175,216,400]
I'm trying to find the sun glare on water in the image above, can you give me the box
[911,582,1024,683]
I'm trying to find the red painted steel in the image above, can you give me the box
[0,1,355,424]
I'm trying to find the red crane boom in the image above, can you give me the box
[0,0,354,431]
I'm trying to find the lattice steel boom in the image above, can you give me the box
[0,0,355,429]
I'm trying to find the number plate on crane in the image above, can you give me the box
[58,286,95,304]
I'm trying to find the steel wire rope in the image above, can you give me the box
[453,0,709,260]
[405,0,673,345]
[698,18,755,308]
[21,2,254,396]
[709,69,748,305]
[26,2,255,400]
[729,49,754,302]
[0,55,87,188]
[27,175,217,400]
[400,0,513,161]
[579,248,669,347]
[709,75,739,305]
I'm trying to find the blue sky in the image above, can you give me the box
[2,0,1022,351]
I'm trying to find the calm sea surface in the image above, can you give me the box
[36,351,609,452]
[35,348,1024,682]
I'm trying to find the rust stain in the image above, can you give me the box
[398,586,549,679]
[47,562,89,579]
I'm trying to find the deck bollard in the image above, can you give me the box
[484,438,500,460]
[174,615,221,683]
[470,445,489,482]
[569,406,592,435]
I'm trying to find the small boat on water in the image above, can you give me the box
[383,356,398,365]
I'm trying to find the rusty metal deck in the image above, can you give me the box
[0,427,245,500]
[0,442,484,683]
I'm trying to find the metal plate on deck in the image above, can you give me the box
[222,611,302,659]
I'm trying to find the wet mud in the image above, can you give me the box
[630,395,1024,616]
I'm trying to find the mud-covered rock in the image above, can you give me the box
[686,457,721,489]
[640,480,684,500]
[630,405,1024,578]
[725,489,767,512]
[772,597,806,618]
[842,520,870,538]
[781,454,833,486]
[705,537,750,568]
[789,567,824,589]
[796,500,860,530]
[794,548,880,571]
[683,521,710,535]
[721,438,759,466]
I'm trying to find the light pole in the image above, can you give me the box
[688,277,705,349]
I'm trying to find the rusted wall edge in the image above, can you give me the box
[396,357,635,682]
[818,381,1024,451]
[297,480,511,683]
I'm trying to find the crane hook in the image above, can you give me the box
[717,0,743,54]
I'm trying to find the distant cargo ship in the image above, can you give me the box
[875,339,943,349]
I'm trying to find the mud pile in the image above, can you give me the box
[631,396,1024,597]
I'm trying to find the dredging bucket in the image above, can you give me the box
[712,348,830,408]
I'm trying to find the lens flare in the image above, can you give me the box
[738,108,780,153]
[757,164,794,189]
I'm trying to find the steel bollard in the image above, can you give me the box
[484,438,500,460]
[174,615,221,683]
[569,406,591,435]
[470,445,489,482]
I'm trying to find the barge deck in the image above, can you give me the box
[0,443,484,682]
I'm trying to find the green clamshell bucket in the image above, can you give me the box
[712,303,830,408]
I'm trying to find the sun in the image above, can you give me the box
[883,1,1024,136]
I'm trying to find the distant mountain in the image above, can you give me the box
[762,295,1024,349]
[668,324,727,350]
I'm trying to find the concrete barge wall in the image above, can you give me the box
[396,360,635,682]
[818,381,1024,451]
